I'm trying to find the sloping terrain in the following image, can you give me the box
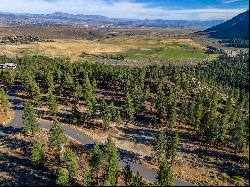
[204,10,249,39]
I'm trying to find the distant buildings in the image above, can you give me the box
[0,63,17,69]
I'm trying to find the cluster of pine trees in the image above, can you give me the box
[219,39,249,48]
[27,115,173,186]
[0,88,11,113]
[0,52,248,155]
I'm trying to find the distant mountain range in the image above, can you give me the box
[204,10,249,39]
[0,11,223,29]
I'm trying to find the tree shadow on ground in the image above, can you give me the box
[0,132,55,186]
[0,152,55,186]
[178,145,249,181]
[1,134,31,156]
[0,125,22,135]
[36,108,71,125]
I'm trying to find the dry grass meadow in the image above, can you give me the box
[0,36,209,63]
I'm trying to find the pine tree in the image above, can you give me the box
[244,118,249,149]
[83,167,93,186]
[194,100,203,132]
[70,103,80,124]
[30,141,45,166]
[2,69,16,86]
[152,131,166,162]
[114,110,122,125]
[153,131,179,164]
[124,92,135,122]
[224,96,233,117]
[123,162,132,186]
[155,90,165,122]
[33,94,42,107]
[45,72,54,93]
[180,100,189,125]
[86,99,95,118]
[200,109,217,145]
[168,100,177,129]
[103,109,112,131]
[103,135,120,186]
[83,72,93,102]
[23,102,39,135]
[232,108,247,154]
[216,114,229,147]
[26,75,41,100]
[56,167,70,186]
[74,81,83,100]
[131,172,144,186]
[169,132,179,165]
[189,101,196,125]
[48,119,67,151]
[63,148,78,179]
[110,102,117,120]
[132,85,145,115]
[229,108,237,129]
[156,161,174,186]
[0,88,10,112]
[92,78,97,92]
[139,68,146,90]
[83,73,96,118]
[25,75,42,106]
[232,122,246,154]
[210,90,219,111]
[125,73,132,92]
[108,102,122,125]
[182,79,190,94]
[156,79,164,93]
[90,143,102,184]
[48,90,57,116]
[62,72,74,97]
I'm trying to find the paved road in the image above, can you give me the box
[1,88,195,186]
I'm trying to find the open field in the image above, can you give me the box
[99,36,206,61]
[0,39,123,62]
[0,36,208,63]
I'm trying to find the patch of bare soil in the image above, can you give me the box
[0,109,14,125]
[0,129,55,186]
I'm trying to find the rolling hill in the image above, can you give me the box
[204,10,249,39]
[0,11,222,29]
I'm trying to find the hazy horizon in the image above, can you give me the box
[0,0,248,21]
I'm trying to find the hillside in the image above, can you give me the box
[0,11,222,28]
[204,10,249,39]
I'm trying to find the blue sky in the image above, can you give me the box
[0,0,248,20]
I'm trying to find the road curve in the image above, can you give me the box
[1,88,195,186]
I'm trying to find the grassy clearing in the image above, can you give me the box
[99,36,207,61]
[124,46,206,61]
[0,36,209,62]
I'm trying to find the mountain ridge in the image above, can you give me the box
[204,10,249,39]
[0,11,223,28]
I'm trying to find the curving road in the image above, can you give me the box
[1,87,195,186]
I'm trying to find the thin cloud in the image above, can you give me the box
[223,0,241,4]
[0,0,247,20]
